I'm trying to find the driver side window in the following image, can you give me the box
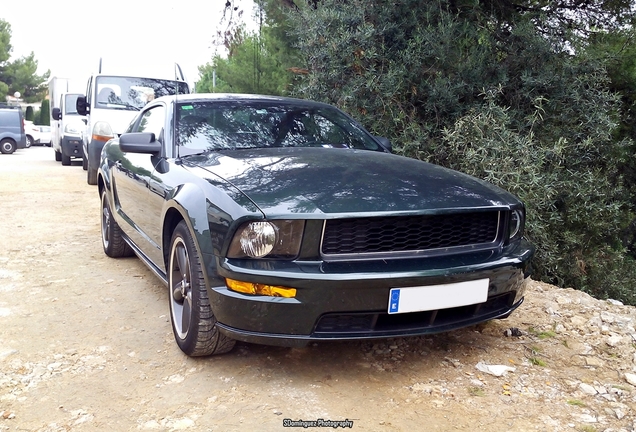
[136,106,166,143]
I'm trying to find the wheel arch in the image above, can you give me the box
[162,207,185,269]
[97,162,111,198]
[162,183,220,288]
[97,172,105,198]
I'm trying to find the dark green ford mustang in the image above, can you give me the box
[98,93,534,356]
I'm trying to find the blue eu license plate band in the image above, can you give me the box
[387,279,489,314]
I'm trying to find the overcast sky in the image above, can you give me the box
[1,0,255,89]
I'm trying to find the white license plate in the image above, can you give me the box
[388,279,489,314]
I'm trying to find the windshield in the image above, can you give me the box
[176,101,382,154]
[64,94,80,115]
[95,76,189,111]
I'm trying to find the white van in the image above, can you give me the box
[51,93,85,165]
[76,61,189,184]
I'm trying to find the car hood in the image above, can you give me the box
[184,148,520,216]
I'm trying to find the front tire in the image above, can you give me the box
[87,163,97,185]
[168,221,235,356]
[0,139,16,154]
[100,189,133,258]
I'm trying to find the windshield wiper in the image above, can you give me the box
[102,102,141,111]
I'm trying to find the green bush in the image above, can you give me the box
[438,91,633,301]
[39,99,50,126]
[25,105,34,121]
[288,0,636,304]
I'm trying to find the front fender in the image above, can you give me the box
[98,142,118,196]
[162,183,220,288]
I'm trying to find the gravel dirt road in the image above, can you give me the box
[1,146,635,432]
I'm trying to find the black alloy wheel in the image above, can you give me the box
[168,221,235,356]
[100,190,133,257]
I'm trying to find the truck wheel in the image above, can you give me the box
[25,135,33,148]
[82,154,88,171]
[61,153,71,166]
[87,166,98,185]
[101,189,133,258]
[55,150,62,161]
[168,221,236,356]
[0,139,17,154]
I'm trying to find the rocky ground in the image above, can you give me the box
[0,146,635,432]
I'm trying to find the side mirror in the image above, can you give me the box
[76,95,89,116]
[52,107,62,121]
[119,132,162,155]
[375,136,392,153]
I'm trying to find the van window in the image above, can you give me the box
[64,94,80,115]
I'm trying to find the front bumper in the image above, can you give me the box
[61,135,83,158]
[208,239,534,347]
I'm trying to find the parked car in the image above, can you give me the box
[0,106,27,154]
[23,120,39,148]
[33,125,52,146]
[98,93,535,356]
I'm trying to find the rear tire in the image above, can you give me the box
[100,189,133,258]
[168,221,236,356]
[61,153,71,166]
[82,154,88,170]
[0,139,16,154]
[25,135,33,148]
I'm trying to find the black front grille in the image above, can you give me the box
[321,212,500,256]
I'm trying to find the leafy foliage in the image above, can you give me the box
[0,19,11,65]
[198,1,301,95]
[584,29,636,257]
[478,0,636,37]
[197,26,292,95]
[282,0,636,304]
[0,19,50,102]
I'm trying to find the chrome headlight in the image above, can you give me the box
[509,208,525,241]
[228,220,304,259]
